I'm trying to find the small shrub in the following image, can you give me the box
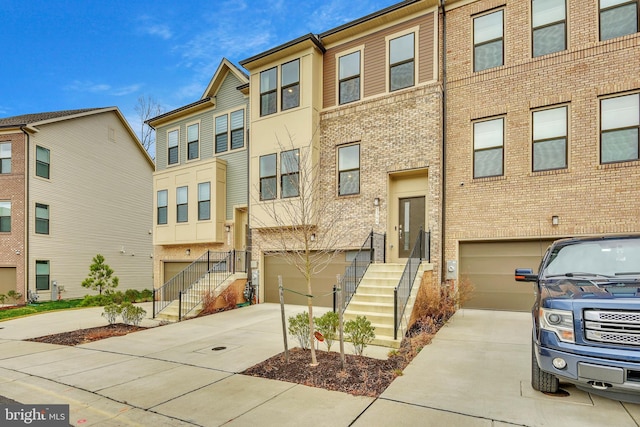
[81,254,119,295]
[315,311,339,351]
[124,289,141,303]
[102,303,122,325]
[222,287,238,310]
[0,294,6,305]
[7,290,22,305]
[140,289,153,301]
[288,311,311,349]
[121,302,146,326]
[201,290,216,314]
[80,294,113,307]
[345,315,375,356]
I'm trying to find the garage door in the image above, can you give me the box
[460,240,555,311]
[0,267,17,294]
[264,252,349,307]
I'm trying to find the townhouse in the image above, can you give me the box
[147,59,250,288]
[0,108,154,301]
[443,0,640,310]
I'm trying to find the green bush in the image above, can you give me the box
[345,315,375,356]
[140,289,153,301]
[80,294,113,307]
[0,294,6,305]
[288,311,311,349]
[124,289,141,302]
[102,303,122,325]
[121,302,146,326]
[7,290,22,305]
[315,311,339,351]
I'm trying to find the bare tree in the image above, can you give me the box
[134,95,164,159]
[252,130,358,366]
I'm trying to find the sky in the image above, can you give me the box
[2,0,399,140]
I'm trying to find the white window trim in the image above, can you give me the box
[167,127,180,167]
[186,120,201,162]
[34,143,52,182]
[335,44,365,105]
[384,25,420,93]
[215,107,247,154]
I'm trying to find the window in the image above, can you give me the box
[389,33,415,91]
[35,203,49,235]
[339,51,361,104]
[260,67,277,116]
[281,149,300,198]
[168,130,179,165]
[0,142,10,174]
[157,190,168,225]
[533,106,567,171]
[36,260,49,291]
[198,182,210,221]
[601,93,639,163]
[474,10,504,72]
[36,146,50,179]
[187,123,199,160]
[0,201,10,232]
[231,110,245,149]
[474,117,504,178]
[532,0,566,57]
[338,144,360,196]
[259,154,277,200]
[281,59,300,110]
[215,115,228,154]
[600,0,639,41]
[177,186,188,223]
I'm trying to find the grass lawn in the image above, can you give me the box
[0,299,85,321]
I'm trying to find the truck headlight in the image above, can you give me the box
[539,308,574,343]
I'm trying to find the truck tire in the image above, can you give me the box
[532,344,559,393]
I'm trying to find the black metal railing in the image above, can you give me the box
[394,229,429,339]
[335,230,386,312]
[154,250,245,320]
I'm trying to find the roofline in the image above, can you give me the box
[239,33,325,67]
[319,0,422,39]
[145,98,215,127]
[201,58,249,100]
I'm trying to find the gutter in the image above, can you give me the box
[440,0,448,283]
[19,126,30,302]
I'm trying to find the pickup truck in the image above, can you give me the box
[516,235,640,403]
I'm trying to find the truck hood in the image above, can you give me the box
[540,278,640,300]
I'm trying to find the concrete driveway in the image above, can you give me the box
[1,304,639,426]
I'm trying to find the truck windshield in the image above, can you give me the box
[543,238,640,278]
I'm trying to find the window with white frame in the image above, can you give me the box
[281,59,300,110]
[259,154,277,200]
[281,149,300,198]
[187,123,199,160]
[339,51,361,104]
[389,33,415,91]
[533,106,567,171]
[215,114,228,154]
[157,190,168,225]
[36,260,49,290]
[168,129,179,165]
[0,201,10,232]
[0,142,11,174]
[338,144,360,196]
[35,203,49,235]
[474,117,504,178]
[532,0,566,57]
[176,186,188,223]
[36,146,50,179]
[600,0,639,41]
[601,93,639,163]
[230,110,245,149]
[260,67,277,116]
[474,10,504,72]
[198,182,211,221]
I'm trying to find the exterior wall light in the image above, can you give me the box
[186,249,191,256]
[225,225,231,233]
[310,233,316,242]
[374,197,380,207]
[552,216,559,226]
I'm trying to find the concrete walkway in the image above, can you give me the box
[1,305,639,426]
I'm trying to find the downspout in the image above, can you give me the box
[439,0,448,284]
[20,126,30,302]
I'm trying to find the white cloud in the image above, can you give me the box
[65,81,142,97]
[145,24,173,40]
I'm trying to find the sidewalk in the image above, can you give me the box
[1,305,639,426]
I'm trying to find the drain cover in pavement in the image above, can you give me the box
[212,346,227,351]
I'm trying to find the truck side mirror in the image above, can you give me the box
[515,268,538,282]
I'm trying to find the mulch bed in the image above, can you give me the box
[25,323,146,346]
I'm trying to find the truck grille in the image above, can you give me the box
[584,310,640,346]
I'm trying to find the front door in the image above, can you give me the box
[398,196,425,258]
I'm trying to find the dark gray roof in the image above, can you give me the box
[0,108,105,127]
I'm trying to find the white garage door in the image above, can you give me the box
[460,240,555,311]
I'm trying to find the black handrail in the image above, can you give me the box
[335,230,386,312]
[179,252,234,320]
[153,250,237,319]
[394,229,429,339]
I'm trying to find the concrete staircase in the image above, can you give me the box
[156,273,247,322]
[343,263,428,348]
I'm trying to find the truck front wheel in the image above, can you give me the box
[531,344,559,393]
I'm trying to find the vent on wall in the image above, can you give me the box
[108,127,115,142]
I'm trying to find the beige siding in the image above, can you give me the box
[29,112,153,300]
